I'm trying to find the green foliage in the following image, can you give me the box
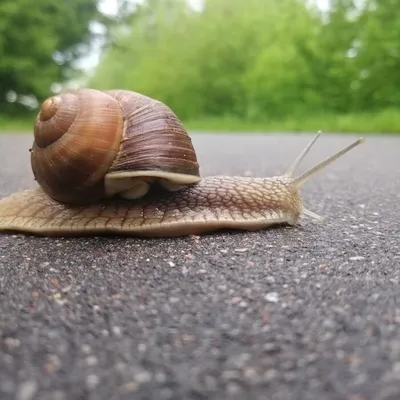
[352,0,400,109]
[88,0,400,132]
[90,0,320,120]
[182,108,400,134]
[3,108,400,134]
[0,0,99,115]
[1,0,400,133]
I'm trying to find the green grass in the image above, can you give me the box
[1,108,400,134]
[184,108,400,134]
[0,115,33,132]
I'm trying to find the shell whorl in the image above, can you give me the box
[104,90,200,178]
[31,89,201,205]
[31,89,124,204]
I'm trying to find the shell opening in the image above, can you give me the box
[105,177,153,199]
[120,181,151,200]
[105,170,201,200]
[159,179,186,191]
[104,171,202,200]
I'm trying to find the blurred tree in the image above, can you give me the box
[352,0,400,110]
[295,0,400,114]
[91,0,319,120]
[28,0,399,123]
[90,0,199,117]
[239,0,321,119]
[0,0,99,115]
[296,0,361,113]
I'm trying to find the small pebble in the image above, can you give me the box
[266,276,275,284]
[81,345,91,354]
[4,337,21,349]
[230,296,242,304]
[119,382,138,393]
[86,374,100,389]
[169,297,180,304]
[349,256,366,261]
[112,326,122,336]
[265,292,279,303]
[16,380,37,400]
[134,370,152,383]
[86,356,98,366]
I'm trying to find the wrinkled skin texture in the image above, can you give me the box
[0,176,302,237]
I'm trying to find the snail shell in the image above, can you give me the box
[31,89,200,204]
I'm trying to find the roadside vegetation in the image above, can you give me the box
[1,0,399,133]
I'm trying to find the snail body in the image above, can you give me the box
[0,89,364,237]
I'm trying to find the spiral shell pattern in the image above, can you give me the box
[30,89,200,205]
[31,89,124,204]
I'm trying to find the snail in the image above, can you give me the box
[0,88,364,237]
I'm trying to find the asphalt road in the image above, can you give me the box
[0,132,399,400]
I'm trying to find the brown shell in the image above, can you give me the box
[31,89,124,204]
[30,89,200,205]
[104,90,200,179]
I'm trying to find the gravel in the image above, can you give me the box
[0,132,399,400]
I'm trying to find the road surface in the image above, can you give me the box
[0,132,399,400]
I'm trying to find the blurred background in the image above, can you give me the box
[0,0,399,133]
